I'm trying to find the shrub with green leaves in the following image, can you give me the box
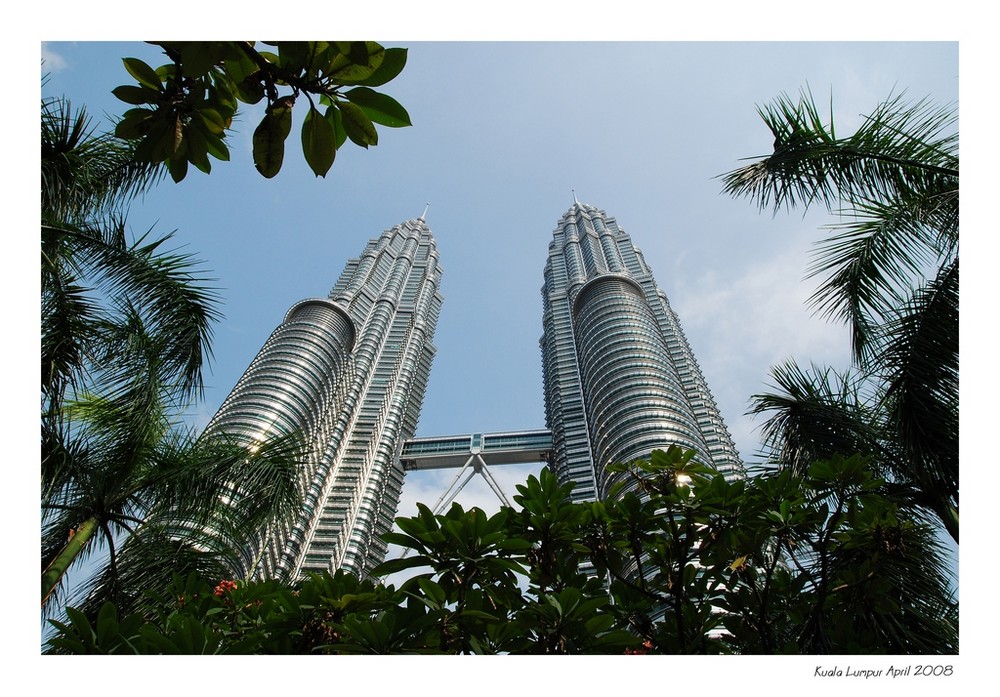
[45,446,957,654]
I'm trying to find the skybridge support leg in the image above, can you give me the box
[476,455,513,508]
[431,455,476,514]
[431,454,514,514]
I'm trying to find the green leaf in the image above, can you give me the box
[114,108,153,140]
[122,57,162,90]
[338,102,378,148]
[197,108,228,135]
[234,72,266,105]
[345,87,411,128]
[252,102,293,178]
[380,530,422,549]
[175,42,222,77]
[112,84,159,106]
[133,113,173,162]
[183,124,213,174]
[415,577,447,605]
[301,105,337,177]
[200,127,230,161]
[327,42,385,84]
[223,50,259,84]
[65,606,97,650]
[166,155,189,183]
[282,42,323,74]
[356,47,408,87]
[395,513,436,539]
[95,602,122,648]
[326,105,348,149]
[370,555,432,577]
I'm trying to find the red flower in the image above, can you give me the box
[624,639,654,655]
[213,579,238,597]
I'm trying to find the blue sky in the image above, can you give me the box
[41,41,958,519]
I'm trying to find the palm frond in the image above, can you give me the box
[720,89,958,215]
[101,230,221,401]
[72,527,233,618]
[41,258,99,412]
[806,195,956,361]
[41,90,229,614]
[131,429,306,582]
[42,95,163,225]
[749,361,882,475]
[876,258,958,535]
[42,222,221,404]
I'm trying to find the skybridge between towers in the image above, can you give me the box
[399,430,553,513]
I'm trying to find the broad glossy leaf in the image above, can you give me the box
[415,577,447,605]
[112,84,159,106]
[339,102,377,147]
[276,41,311,74]
[327,42,385,84]
[175,42,224,77]
[166,155,189,183]
[252,103,292,178]
[95,602,121,647]
[301,105,336,177]
[325,105,348,149]
[114,108,153,139]
[394,514,437,539]
[370,555,432,577]
[234,73,266,105]
[133,115,172,162]
[346,87,411,127]
[347,41,370,65]
[222,49,259,84]
[198,108,227,135]
[122,57,162,90]
[183,124,213,173]
[355,47,408,87]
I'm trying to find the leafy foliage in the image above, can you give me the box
[720,89,957,359]
[46,449,958,655]
[720,90,958,541]
[41,92,305,615]
[111,41,411,181]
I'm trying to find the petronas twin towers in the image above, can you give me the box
[206,201,741,581]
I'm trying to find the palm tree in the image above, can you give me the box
[720,90,958,542]
[41,94,303,613]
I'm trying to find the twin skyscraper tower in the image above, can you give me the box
[206,201,742,581]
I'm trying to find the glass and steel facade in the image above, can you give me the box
[204,217,442,580]
[207,202,739,580]
[541,202,742,501]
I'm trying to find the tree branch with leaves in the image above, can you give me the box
[112,41,411,181]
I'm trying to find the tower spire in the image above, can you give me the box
[419,203,430,221]
[572,189,579,205]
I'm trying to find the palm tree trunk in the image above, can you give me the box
[41,516,98,606]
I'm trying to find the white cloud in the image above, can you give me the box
[672,241,852,462]
[41,42,67,72]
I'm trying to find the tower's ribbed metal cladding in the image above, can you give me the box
[206,217,442,580]
[541,202,742,501]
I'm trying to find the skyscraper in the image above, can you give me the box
[204,213,442,580]
[207,201,740,582]
[540,200,742,502]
